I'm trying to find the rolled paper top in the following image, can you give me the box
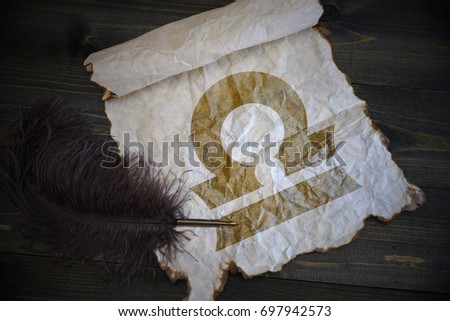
[84,0,323,97]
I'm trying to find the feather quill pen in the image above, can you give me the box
[0,95,215,282]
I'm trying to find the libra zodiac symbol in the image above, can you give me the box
[190,72,360,251]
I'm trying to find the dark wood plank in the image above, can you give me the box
[355,83,450,189]
[372,124,450,190]
[354,85,450,140]
[0,253,188,300]
[274,236,450,294]
[323,0,450,91]
[219,275,450,301]
[1,252,447,301]
[0,0,232,60]
[1,189,449,295]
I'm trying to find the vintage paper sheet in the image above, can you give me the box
[85,0,424,300]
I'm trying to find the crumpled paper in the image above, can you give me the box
[85,0,425,300]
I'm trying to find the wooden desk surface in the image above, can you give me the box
[0,0,449,300]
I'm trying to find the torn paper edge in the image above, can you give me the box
[158,27,425,300]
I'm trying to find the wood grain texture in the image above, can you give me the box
[0,0,449,300]
[1,253,448,301]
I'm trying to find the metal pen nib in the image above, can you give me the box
[176,218,238,227]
